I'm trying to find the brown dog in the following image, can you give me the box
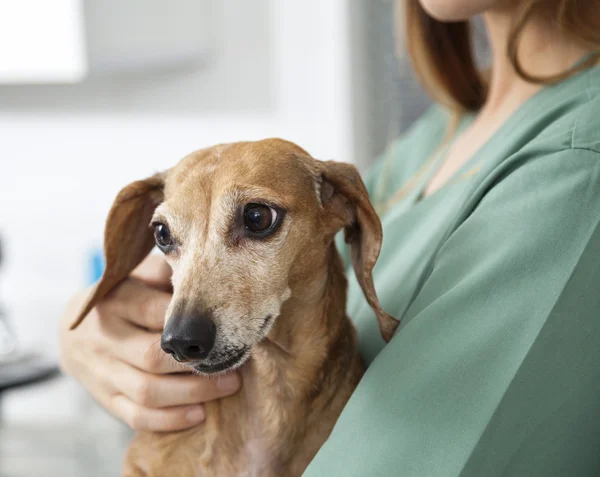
[70,139,398,476]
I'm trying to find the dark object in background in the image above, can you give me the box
[0,234,59,396]
[0,235,18,358]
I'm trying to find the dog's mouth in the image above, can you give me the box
[193,347,250,375]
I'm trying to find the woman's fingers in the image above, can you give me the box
[100,278,171,332]
[111,394,206,432]
[131,254,173,292]
[110,359,241,409]
[97,311,186,374]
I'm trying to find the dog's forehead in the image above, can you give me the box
[165,139,318,202]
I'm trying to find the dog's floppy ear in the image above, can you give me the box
[69,173,165,330]
[319,160,399,342]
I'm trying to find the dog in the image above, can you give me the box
[70,138,398,476]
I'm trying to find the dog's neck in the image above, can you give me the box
[208,245,363,475]
[260,243,351,368]
[128,246,364,477]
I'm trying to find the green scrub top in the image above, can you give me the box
[303,65,600,477]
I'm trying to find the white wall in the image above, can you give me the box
[0,0,354,424]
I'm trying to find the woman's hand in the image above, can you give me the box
[59,254,241,432]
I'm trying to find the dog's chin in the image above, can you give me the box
[192,347,251,376]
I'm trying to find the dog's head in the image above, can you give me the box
[71,139,397,374]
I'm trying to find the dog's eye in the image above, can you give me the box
[244,204,278,234]
[152,222,175,252]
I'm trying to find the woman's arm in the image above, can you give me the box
[304,148,600,477]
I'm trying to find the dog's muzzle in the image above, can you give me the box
[161,312,217,363]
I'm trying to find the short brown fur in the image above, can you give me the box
[71,139,398,476]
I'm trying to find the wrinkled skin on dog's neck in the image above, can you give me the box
[124,247,364,477]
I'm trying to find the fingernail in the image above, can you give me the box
[217,373,241,393]
[186,407,205,423]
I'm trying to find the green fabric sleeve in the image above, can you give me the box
[303,148,600,477]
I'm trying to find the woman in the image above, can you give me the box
[60,0,600,475]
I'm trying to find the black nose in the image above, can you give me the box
[161,313,216,362]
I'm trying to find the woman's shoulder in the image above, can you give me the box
[458,87,600,241]
[494,85,600,189]
[569,93,600,154]
[530,81,600,157]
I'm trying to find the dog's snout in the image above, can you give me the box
[161,313,217,362]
